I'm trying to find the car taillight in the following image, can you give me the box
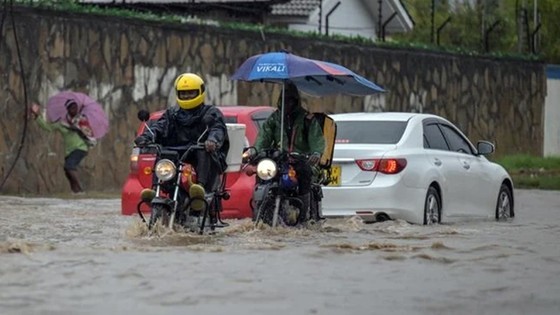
[130,148,140,173]
[356,159,376,171]
[355,158,407,174]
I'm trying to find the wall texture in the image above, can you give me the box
[0,6,547,194]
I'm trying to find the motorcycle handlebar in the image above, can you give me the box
[179,143,206,162]
[135,143,206,162]
[245,149,310,164]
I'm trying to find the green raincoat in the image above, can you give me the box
[255,105,325,155]
[36,115,89,157]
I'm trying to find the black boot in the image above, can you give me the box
[65,169,83,193]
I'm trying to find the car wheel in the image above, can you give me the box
[423,186,441,225]
[495,183,514,221]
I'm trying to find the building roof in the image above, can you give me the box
[271,0,320,16]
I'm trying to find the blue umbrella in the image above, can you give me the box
[230,51,385,96]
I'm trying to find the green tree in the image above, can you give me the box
[538,0,560,63]
[396,0,560,63]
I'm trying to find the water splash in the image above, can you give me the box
[0,239,54,254]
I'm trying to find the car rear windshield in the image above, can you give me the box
[335,120,408,144]
[224,116,238,124]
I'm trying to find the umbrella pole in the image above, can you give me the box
[280,81,285,151]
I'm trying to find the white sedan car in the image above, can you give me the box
[322,112,514,225]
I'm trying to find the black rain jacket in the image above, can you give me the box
[142,104,229,173]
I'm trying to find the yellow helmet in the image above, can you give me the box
[175,73,205,110]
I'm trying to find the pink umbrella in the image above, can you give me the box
[46,91,109,139]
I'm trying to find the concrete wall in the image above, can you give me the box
[544,65,560,157]
[0,6,547,194]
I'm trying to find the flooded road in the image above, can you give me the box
[1,189,559,315]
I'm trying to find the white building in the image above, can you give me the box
[78,0,414,40]
[268,0,413,40]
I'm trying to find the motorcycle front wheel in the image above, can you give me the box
[255,195,277,227]
[148,204,170,230]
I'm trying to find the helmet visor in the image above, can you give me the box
[178,89,200,100]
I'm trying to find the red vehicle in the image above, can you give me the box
[121,105,274,219]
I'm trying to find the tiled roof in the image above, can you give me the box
[271,0,321,16]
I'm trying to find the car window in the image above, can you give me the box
[439,124,474,154]
[423,123,450,150]
[224,116,237,124]
[252,118,268,130]
[335,121,407,144]
[251,110,273,130]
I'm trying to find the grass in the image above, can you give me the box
[494,154,560,190]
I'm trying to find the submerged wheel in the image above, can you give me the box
[148,204,169,229]
[495,183,514,221]
[423,186,441,225]
[256,196,275,226]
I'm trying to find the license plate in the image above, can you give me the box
[328,165,341,186]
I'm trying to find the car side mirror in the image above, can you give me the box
[137,110,150,122]
[477,141,495,155]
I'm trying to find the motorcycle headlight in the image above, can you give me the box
[256,158,277,180]
[154,159,176,181]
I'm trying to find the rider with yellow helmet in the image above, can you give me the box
[135,73,229,209]
[175,73,206,110]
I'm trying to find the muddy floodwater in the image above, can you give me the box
[1,189,559,315]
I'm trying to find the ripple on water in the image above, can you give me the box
[321,241,423,253]
[412,253,456,264]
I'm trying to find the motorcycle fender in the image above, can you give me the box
[252,184,270,203]
[285,196,304,209]
[150,197,174,207]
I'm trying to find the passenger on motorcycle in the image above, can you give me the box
[134,73,229,211]
[245,81,325,222]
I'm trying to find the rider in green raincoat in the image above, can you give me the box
[253,82,325,222]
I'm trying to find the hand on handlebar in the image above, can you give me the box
[205,140,217,153]
[242,147,257,163]
[308,152,321,166]
[134,135,152,147]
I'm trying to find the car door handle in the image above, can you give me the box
[433,158,442,166]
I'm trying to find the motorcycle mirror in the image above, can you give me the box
[242,146,254,154]
[137,110,150,122]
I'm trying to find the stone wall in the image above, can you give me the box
[0,6,546,194]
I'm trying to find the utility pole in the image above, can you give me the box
[431,0,435,43]
[534,0,537,27]
[378,0,383,40]
[318,0,322,34]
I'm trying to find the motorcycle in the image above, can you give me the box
[245,148,322,228]
[135,110,230,235]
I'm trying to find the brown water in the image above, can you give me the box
[1,190,559,315]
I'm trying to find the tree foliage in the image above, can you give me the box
[396,0,560,63]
